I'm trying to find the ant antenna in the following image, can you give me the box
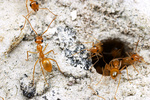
[23,14,57,36]
[41,15,57,36]
[135,37,140,52]
[87,34,102,44]
[23,15,38,35]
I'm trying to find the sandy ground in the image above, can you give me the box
[0,0,150,100]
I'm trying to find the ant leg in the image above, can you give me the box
[42,44,57,55]
[102,55,107,64]
[48,58,64,75]
[72,49,87,56]
[0,36,4,42]
[120,65,132,84]
[126,67,132,84]
[112,49,121,58]
[88,86,105,100]
[81,42,94,44]
[142,59,148,65]
[45,50,57,55]
[42,44,57,56]
[26,0,29,13]
[39,8,57,16]
[96,75,103,86]
[89,55,99,70]
[114,75,121,100]
[88,53,96,59]
[39,62,49,86]
[26,51,38,61]
[125,52,130,57]
[91,54,96,58]
[96,67,104,85]
[0,97,4,100]
[131,64,139,74]
[120,65,127,71]
[32,59,39,86]
[43,44,49,52]
[98,53,103,59]
[0,96,4,100]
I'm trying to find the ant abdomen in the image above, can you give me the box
[42,58,52,72]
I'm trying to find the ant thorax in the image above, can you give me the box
[36,44,42,52]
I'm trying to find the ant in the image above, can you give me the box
[72,35,103,70]
[102,38,125,59]
[95,58,126,100]
[23,13,64,86]
[110,47,123,58]
[121,39,148,82]
[0,96,4,100]
[21,0,56,30]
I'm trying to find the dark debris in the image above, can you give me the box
[53,26,92,70]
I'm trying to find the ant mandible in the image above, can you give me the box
[21,0,56,30]
[23,13,64,86]
[73,35,103,70]
[95,58,126,100]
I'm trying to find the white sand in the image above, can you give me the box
[0,0,150,100]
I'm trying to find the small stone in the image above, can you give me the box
[71,10,77,21]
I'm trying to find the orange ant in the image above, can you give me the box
[72,35,103,70]
[21,0,56,30]
[95,58,126,100]
[23,13,64,86]
[111,47,123,58]
[0,96,4,100]
[121,39,148,82]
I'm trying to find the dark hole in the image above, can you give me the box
[92,38,131,75]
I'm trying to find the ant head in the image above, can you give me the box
[131,53,143,62]
[90,44,103,53]
[90,45,98,53]
[35,35,43,44]
[110,68,120,79]
[112,60,120,68]
[111,47,122,58]
[30,1,39,12]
